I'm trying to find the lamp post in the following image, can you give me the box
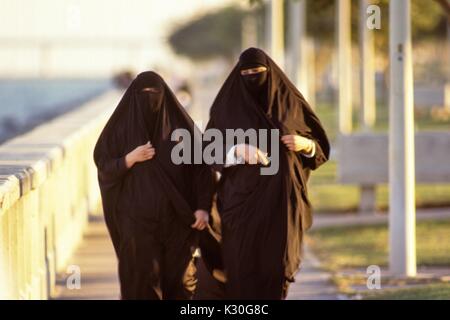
[337,0,353,134]
[270,0,285,69]
[388,0,416,277]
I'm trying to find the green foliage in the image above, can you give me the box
[168,6,246,61]
[305,0,447,46]
[168,0,448,61]
[363,283,450,300]
[308,219,450,270]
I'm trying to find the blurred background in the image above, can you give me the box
[0,0,234,142]
[1,0,448,210]
[0,0,449,300]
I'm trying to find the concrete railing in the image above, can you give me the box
[0,91,120,299]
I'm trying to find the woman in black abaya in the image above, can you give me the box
[205,48,330,299]
[94,71,213,300]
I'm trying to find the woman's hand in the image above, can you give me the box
[191,209,209,231]
[235,144,269,165]
[125,141,155,168]
[281,135,313,153]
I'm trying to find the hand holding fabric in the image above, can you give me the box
[281,135,314,154]
[125,141,155,168]
[234,144,269,165]
[191,209,209,231]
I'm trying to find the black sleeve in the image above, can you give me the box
[297,101,330,171]
[193,164,215,213]
[300,139,328,171]
[97,156,128,183]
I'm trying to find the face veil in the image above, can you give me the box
[239,47,269,107]
[134,74,164,139]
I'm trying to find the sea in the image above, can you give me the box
[0,78,113,143]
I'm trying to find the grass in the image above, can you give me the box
[304,101,450,300]
[315,103,450,143]
[330,271,450,297]
[362,283,450,300]
[308,219,450,299]
[307,219,450,270]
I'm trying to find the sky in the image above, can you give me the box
[0,0,236,77]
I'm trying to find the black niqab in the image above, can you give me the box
[239,48,269,110]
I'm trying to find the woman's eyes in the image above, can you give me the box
[241,69,266,76]
[141,87,161,93]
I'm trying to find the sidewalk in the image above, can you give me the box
[286,246,339,300]
[312,207,450,230]
[54,207,450,300]
[54,216,340,300]
[54,216,120,300]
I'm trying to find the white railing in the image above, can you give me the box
[0,91,119,299]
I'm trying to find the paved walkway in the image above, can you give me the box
[54,216,120,300]
[312,207,450,230]
[54,207,450,300]
[286,246,339,300]
[54,216,339,300]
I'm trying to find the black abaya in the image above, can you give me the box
[94,71,214,299]
[205,48,330,299]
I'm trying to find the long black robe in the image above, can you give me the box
[206,48,330,299]
[93,71,214,299]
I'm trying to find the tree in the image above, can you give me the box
[168,0,448,62]
[168,6,247,61]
